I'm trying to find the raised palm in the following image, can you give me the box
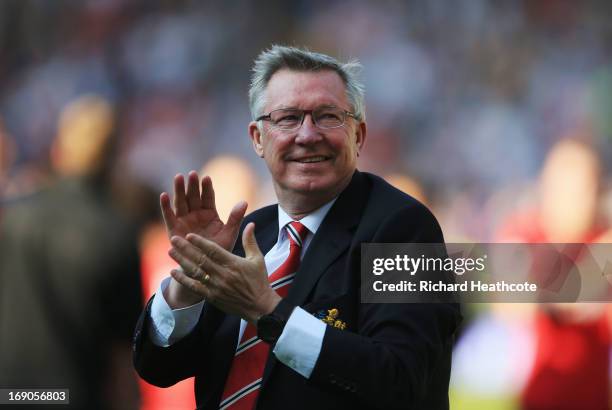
[161,172,247,252]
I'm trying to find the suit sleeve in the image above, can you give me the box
[307,205,462,410]
[133,297,222,387]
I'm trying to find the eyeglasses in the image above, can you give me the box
[255,106,359,131]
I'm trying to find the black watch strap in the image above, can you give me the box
[256,299,296,344]
[272,298,295,320]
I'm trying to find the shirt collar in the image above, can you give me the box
[277,197,337,240]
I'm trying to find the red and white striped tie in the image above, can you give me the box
[219,221,308,410]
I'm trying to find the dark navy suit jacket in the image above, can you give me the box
[133,171,461,410]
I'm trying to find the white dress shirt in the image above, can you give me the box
[148,199,336,378]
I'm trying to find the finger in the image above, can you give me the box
[171,235,224,276]
[200,176,217,210]
[170,268,210,298]
[185,233,234,266]
[160,192,176,232]
[173,174,189,216]
[242,222,263,260]
[168,243,209,279]
[186,170,201,212]
[225,201,248,230]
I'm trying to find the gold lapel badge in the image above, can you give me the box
[315,308,347,330]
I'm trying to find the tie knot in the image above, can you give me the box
[286,221,308,247]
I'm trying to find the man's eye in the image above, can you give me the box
[319,112,341,120]
[276,115,300,124]
[316,111,343,126]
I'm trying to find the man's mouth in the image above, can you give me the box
[293,156,330,163]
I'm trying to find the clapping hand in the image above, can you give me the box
[161,171,247,308]
[168,223,280,324]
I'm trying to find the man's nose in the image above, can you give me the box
[294,113,323,144]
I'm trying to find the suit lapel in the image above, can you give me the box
[256,219,279,256]
[234,208,278,257]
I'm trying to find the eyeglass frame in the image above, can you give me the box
[255,106,360,131]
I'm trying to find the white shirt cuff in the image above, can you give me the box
[273,306,326,379]
[148,277,205,347]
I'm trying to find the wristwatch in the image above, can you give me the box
[256,299,295,344]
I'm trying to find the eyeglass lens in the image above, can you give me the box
[269,107,346,130]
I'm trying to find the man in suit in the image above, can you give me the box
[133,45,461,410]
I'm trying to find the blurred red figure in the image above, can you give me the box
[138,224,196,410]
[497,138,611,410]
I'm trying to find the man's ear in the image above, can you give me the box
[248,121,265,158]
[355,121,367,155]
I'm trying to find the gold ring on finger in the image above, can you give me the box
[204,274,210,283]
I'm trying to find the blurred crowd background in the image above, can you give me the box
[1,0,611,409]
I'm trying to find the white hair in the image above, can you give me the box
[249,45,365,122]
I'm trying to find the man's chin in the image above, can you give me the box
[294,183,332,195]
[286,174,356,200]
[282,178,336,196]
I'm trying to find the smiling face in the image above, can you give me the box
[248,69,366,213]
